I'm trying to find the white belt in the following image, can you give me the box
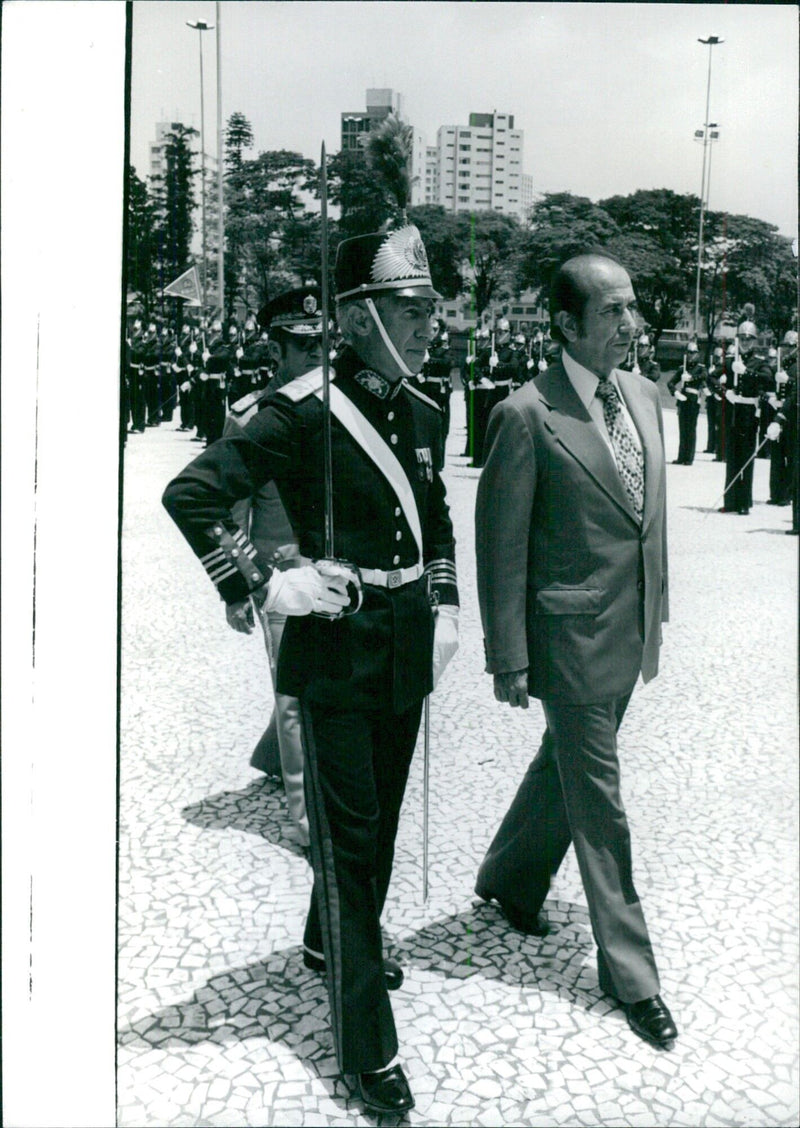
[360,562,423,589]
[733,395,758,405]
[685,387,700,396]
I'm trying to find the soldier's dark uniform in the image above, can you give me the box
[704,349,724,455]
[722,327,773,515]
[668,350,707,465]
[163,226,458,1106]
[127,323,147,434]
[416,323,452,440]
[767,338,797,507]
[174,325,196,431]
[202,331,233,446]
[159,327,177,423]
[140,324,162,427]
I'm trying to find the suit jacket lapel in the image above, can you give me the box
[615,368,663,534]
[536,364,638,523]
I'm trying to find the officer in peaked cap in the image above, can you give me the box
[221,286,325,837]
[163,224,458,1116]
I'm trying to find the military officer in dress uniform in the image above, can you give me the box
[668,342,707,465]
[222,287,328,844]
[416,318,453,441]
[163,224,459,1116]
[127,319,147,434]
[202,321,233,446]
[720,318,773,515]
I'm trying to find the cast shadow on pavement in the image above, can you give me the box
[181,778,308,858]
[118,946,366,1119]
[392,901,623,1020]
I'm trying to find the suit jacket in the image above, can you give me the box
[476,360,668,704]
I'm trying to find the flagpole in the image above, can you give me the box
[215,2,224,317]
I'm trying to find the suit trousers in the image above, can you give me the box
[476,693,660,1004]
[300,691,422,1074]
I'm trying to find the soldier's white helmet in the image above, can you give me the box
[638,334,651,348]
[782,330,798,347]
[737,320,758,338]
[497,318,510,333]
[514,333,526,344]
[687,341,699,353]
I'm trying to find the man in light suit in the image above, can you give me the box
[474,251,677,1050]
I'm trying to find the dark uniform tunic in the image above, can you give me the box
[416,338,452,441]
[723,350,773,513]
[769,349,797,508]
[668,358,707,465]
[163,345,458,1075]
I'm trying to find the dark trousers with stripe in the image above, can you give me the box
[300,691,422,1074]
[476,692,660,1004]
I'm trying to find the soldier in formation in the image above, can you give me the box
[765,330,798,510]
[668,342,707,465]
[416,317,453,441]
[719,316,774,515]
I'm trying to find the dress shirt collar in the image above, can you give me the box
[561,348,622,409]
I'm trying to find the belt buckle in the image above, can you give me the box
[386,568,403,589]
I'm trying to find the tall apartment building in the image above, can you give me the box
[433,112,527,220]
[340,89,426,206]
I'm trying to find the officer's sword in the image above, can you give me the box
[422,572,432,904]
[702,433,771,518]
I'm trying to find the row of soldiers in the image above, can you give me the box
[662,324,797,517]
[124,315,276,446]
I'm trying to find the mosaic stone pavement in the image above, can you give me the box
[119,392,798,1127]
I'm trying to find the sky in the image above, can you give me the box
[130,1,798,239]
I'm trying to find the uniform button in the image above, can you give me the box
[393,555,400,565]
[394,507,401,517]
[388,411,395,421]
[252,572,261,582]
[231,548,240,558]
[214,526,223,535]
[390,434,398,445]
[395,530,402,541]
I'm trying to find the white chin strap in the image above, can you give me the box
[365,297,414,379]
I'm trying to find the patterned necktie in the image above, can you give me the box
[595,378,644,522]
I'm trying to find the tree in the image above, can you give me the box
[458,210,522,318]
[224,111,254,174]
[406,205,464,299]
[515,193,621,299]
[125,166,157,314]
[149,123,199,301]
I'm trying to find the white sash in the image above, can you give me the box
[314,383,424,561]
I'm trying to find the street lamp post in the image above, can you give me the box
[186,18,214,311]
[693,35,724,338]
[215,2,224,317]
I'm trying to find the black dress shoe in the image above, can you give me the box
[475,886,549,936]
[625,995,677,1048]
[357,1064,414,1115]
[303,949,404,990]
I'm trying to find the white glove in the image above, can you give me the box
[189,341,197,354]
[725,389,736,404]
[719,373,727,386]
[199,371,209,382]
[674,391,687,402]
[180,381,192,393]
[186,365,194,376]
[432,605,459,689]
[202,350,210,364]
[175,346,182,358]
[489,353,499,369]
[263,565,349,617]
[732,358,746,376]
[537,358,548,372]
[236,347,244,360]
[465,353,475,365]
[526,358,535,370]
[776,369,789,385]
[767,421,782,441]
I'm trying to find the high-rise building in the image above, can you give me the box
[433,111,528,220]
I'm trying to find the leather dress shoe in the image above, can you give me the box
[475,886,549,936]
[625,994,677,1048]
[357,1064,414,1115]
[303,949,404,990]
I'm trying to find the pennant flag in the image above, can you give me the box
[162,265,202,305]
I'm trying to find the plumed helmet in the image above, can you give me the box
[335,225,440,304]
